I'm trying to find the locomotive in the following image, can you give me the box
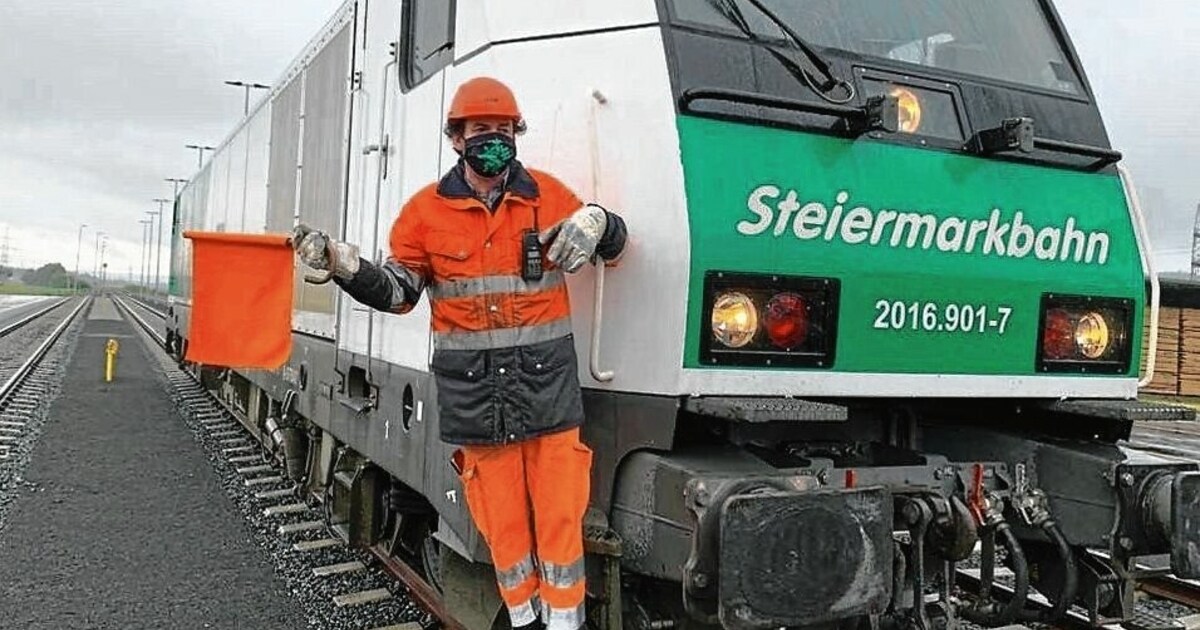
[164,1,1200,628]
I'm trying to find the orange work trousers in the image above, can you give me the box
[456,428,592,630]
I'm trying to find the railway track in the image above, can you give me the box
[0,297,88,462]
[0,297,69,339]
[1138,575,1200,614]
[113,294,447,630]
[0,295,89,543]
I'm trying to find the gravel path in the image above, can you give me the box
[124,298,430,629]
[0,301,305,629]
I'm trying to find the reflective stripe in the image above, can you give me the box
[540,557,585,589]
[433,319,573,351]
[428,270,565,301]
[542,601,586,630]
[509,596,541,627]
[381,260,425,308]
[496,553,537,590]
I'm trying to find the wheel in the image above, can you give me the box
[419,523,445,594]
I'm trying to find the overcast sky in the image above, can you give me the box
[2,1,1198,282]
[0,0,338,282]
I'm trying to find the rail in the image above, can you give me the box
[1138,574,1200,610]
[369,544,468,630]
[0,297,89,407]
[122,293,168,321]
[0,297,69,338]
[112,295,166,347]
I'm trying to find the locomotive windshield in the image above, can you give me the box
[672,0,1082,95]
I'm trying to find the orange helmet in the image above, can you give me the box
[446,77,522,122]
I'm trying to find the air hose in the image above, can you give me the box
[1017,519,1078,623]
[961,520,1030,627]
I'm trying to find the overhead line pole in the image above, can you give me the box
[73,223,87,293]
[139,218,152,299]
[151,200,169,295]
[224,80,270,116]
[92,231,105,281]
[185,144,215,170]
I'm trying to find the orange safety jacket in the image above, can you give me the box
[335,161,627,444]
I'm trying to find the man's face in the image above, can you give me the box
[453,116,516,155]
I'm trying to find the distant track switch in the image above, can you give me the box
[104,339,119,382]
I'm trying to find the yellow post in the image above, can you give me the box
[105,338,119,382]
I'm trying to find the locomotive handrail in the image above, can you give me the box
[679,87,898,134]
[590,262,614,383]
[1033,137,1122,165]
[971,117,1122,170]
[1120,165,1160,389]
[588,88,615,383]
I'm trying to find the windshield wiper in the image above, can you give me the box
[679,87,898,135]
[710,0,856,105]
[972,117,1122,170]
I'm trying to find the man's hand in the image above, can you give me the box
[292,224,361,279]
[539,205,607,273]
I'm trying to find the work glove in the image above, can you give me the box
[539,205,607,273]
[292,224,361,280]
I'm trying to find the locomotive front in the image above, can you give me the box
[605,1,1200,628]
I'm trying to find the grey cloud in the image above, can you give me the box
[1056,0,1200,268]
[0,0,338,274]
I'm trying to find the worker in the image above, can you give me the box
[293,76,627,630]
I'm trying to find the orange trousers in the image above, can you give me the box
[456,428,592,630]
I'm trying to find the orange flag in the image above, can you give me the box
[184,231,294,369]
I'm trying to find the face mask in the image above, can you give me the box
[463,132,517,178]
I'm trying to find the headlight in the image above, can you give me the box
[891,87,922,134]
[712,291,758,349]
[1037,295,1132,374]
[1075,312,1111,359]
[861,75,965,142]
[702,272,839,368]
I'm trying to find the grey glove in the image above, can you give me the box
[292,224,361,280]
[539,205,607,273]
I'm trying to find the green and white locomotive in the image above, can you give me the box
[165,1,1200,628]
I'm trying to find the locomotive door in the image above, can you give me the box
[366,0,452,375]
[339,0,387,361]
[273,3,358,339]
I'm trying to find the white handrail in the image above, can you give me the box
[1119,165,1159,389]
[590,262,614,382]
[587,88,614,383]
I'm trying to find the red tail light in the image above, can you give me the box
[764,293,809,349]
[1041,308,1075,360]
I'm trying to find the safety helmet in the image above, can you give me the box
[446,77,522,122]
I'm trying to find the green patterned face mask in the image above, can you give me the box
[464,132,517,178]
